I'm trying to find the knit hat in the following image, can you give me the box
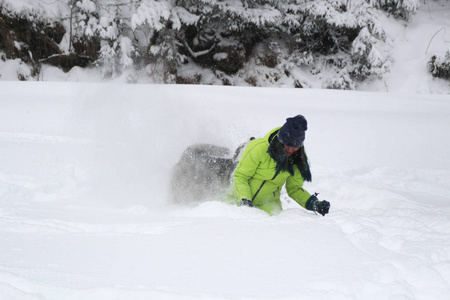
[277,115,308,148]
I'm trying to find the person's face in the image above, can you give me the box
[283,145,300,156]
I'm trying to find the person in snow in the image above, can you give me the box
[231,115,330,216]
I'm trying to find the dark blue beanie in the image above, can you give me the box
[277,115,308,147]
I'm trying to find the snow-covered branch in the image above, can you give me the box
[183,40,215,58]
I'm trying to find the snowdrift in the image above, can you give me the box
[1,82,450,300]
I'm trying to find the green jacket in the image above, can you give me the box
[231,127,312,215]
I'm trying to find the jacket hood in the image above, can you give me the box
[263,127,282,143]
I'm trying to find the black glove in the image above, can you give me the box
[305,194,330,216]
[316,200,330,216]
[239,198,254,207]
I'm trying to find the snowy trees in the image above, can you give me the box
[0,0,426,87]
[368,0,420,20]
[131,0,196,82]
[0,1,64,62]
[428,51,450,80]
[69,0,100,55]
[67,0,138,78]
[351,24,390,80]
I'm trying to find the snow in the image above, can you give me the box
[1,81,450,300]
[1,1,449,92]
[0,1,450,299]
[0,59,31,81]
[368,1,450,93]
[172,7,200,29]
[0,0,64,21]
[131,0,172,31]
[76,0,96,13]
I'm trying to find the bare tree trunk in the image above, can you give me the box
[69,1,75,52]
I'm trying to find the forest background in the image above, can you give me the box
[0,0,449,91]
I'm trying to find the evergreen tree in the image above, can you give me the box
[0,0,425,87]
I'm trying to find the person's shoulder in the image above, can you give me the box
[263,127,282,140]
[246,137,266,152]
[247,127,279,151]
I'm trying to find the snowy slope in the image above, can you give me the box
[364,0,450,93]
[1,81,450,300]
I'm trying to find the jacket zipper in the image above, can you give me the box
[251,170,281,202]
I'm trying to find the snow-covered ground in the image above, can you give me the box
[367,0,450,93]
[1,81,450,299]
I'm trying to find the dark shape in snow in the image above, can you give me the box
[168,143,245,205]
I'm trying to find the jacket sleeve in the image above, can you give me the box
[285,170,311,208]
[233,142,263,201]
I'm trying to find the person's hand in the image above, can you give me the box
[316,200,330,216]
[239,198,254,207]
[306,194,330,216]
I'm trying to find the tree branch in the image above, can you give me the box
[183,40,215,58]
